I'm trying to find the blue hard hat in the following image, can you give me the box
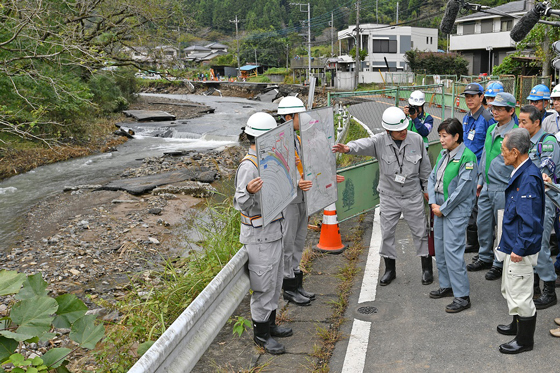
[527,84,551,101]
[485,82,504,98]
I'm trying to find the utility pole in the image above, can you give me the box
[286,44,289,69]
[396,2,399,24]
[290,2,311,84]
[229,16,241,77]
[355,0,360,90]
[254,49,258,65]
[330,12,334,57]
[376,0,379,24]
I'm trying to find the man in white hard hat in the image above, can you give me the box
[277,96,314,306]
[332,106,433,286]
[403,90,434,148]
[234,112,291,355]
[542,84,560,136]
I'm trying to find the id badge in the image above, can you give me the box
[395,174,406,184]
[467,129,475,141]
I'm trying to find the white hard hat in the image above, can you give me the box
[551,85,560,98]
[278,96,306,115]
[382,107,409,131]
[408,90,425,106]
[245,112,278,137]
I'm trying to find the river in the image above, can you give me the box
[0,93,278,251]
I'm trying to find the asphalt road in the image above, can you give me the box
[329,209,560,372]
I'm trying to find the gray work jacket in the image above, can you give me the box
[233,148,283,245]
[347,131,431,197]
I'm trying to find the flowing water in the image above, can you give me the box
[0,93,277,251]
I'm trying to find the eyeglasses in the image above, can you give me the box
[491,106,507,112]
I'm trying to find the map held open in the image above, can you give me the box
[255,121,298,226]
[300,108,338,216]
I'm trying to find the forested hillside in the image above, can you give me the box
[183,0,510,37]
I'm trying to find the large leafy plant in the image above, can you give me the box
[0,271,104,372]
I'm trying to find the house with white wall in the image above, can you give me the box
[337,24,438,87]
[449,0,528,75]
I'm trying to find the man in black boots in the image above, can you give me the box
[333,107,433,286]
[495,128,544,354]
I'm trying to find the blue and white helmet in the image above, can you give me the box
[485,82,504,98]
[527,84,551,101]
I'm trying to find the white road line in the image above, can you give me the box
[358,209,382,304]
[340,319,372,373]
[341,209,381,373]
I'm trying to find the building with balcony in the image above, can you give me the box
[337,23,438,86]
[449,0,529,75]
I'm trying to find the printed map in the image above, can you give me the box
[256,121,297,226]
[300,108,338,215]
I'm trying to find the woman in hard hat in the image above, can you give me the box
[403,90,434,148]
[234,112,291,355]
[332,106,433,286]
[428,118,478,313]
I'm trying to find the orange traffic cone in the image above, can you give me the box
[315,203,346,254]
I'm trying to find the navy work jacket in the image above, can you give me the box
[497,160,545,257]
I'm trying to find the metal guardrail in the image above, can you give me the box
[128,247,250,373]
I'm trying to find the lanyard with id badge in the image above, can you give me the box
[392,147,406,184]
[468,129,475,141]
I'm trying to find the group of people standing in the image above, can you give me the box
[234,96,343,355]
[333,82,560,354]
[233,81,560,356]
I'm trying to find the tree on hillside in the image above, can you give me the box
[0,0,178,145]
[239,31,288,67]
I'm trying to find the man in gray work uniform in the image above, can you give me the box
[332,106,433,285]
[234,112,292,355]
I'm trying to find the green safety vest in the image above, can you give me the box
[408,111,429,147]
[435,146,477,200]
[483,123,518,183]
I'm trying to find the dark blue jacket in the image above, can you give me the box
[498,160,545,257]
[463,106,492,163]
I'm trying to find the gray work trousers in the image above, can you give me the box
[283,201,307,279]
[379,192,428,259]
[535,198,558,282]
[246,239,284,322]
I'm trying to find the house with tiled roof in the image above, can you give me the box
[449,0,529,75]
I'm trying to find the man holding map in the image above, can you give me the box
[234,112,292,355]
[277,97,315,306]
[332,106,433,286]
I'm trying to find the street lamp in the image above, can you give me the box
[486,46,493,75]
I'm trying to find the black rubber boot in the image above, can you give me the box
[268,310,293,338]
[533,273,541,300]
[497,315,518,336]
[294,270,315,300]
[465,227,479,253]
[283,277,311,306]
[421,256,433,285]
[499,313,536,354]
[380,257,396,286]
[253,319,286,354]
[534,281,557,310]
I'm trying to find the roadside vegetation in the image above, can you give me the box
[90,193,242,372]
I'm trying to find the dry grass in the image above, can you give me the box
[309,218,368,372]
